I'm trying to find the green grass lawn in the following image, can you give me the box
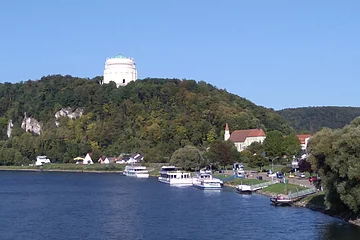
[300,193,325,207]
[225,178,266,186]
[260,183,309,195]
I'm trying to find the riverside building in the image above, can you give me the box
[103,54,138,87]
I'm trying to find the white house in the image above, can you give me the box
[83,153,93,165]
[35,156,51,166]
[98,157,110,164]
[103,54,138,87]
[224,123,266,152]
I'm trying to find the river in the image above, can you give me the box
[0,171,359,240]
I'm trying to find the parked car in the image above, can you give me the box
[300,173,306,178]
[238,173,245,178]
[289,173,295,178]
[268,173,277,178]
[276,172,284,179]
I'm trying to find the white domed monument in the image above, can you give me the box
[103,54,138,87]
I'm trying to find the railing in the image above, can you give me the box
[288,188,316,199]
[251,180,279,190]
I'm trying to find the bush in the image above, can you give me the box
[280,166,292,173]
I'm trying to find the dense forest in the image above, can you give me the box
[0,75,294,165]
[277,106,360,133]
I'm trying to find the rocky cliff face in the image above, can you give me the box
[21,114,42,135]
[7,120,13,138]
[55,107,84,119]
[55,107,84,126]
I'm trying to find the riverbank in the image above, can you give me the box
[293,193,360,227]
[0,164,124,173]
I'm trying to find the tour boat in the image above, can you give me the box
[192,173,223,190]
[158,166,193,186]
[123,166,149,178]
[236,184,253,194]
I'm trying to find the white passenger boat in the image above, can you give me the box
[192,173,223,190]
[158,166,193,186]
[123,166,149,178]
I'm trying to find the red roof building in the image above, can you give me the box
[296,134,311,150]
[224,124,266,152]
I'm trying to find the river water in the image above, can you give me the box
[0,171,359,240]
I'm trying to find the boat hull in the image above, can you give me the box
[236,188,253,194]
[270,197,292,206]
[193,183,222,190]
[124,172,149,178]
[158,177,193,186]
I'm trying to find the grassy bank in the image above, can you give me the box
[0,163,125,172]
[259,183,309,195]
[226,178,265,186]
[213,173,266,187]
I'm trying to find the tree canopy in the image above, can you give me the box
[278,106,360,133]
[0,75,293,165]
[204,140,240,168]
[170,145,207,170]
[308,117,360,216]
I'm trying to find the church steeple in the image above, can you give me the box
[224,123,230,141]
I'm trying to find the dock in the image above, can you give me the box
[270,188,317,206]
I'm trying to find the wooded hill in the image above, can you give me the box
[277,106,360,133]
[0,75,293,165]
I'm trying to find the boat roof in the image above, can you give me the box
[165,171,190,174]
[125,165,146,169]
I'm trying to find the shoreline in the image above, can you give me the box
[0,168,123,174]
[293,199,360,227]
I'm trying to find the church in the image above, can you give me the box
[224,123,266,152]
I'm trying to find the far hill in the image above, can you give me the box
[0,75,293,165]
[277,106,360,132]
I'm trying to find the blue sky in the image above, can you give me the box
[1,0,359,110]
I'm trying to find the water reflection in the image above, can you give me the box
[320,222,360,240]
[202,189,222,195]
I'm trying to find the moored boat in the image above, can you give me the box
[236,184,253,194]
[123,166,149,178]
[158,166,193,186]
[192,173,223,190]
[270,194,292,206]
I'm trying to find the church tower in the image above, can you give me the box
[224,123,230,141]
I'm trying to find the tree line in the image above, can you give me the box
[169,130,302,171]
[277,106,360,133]
[0,75,294,165]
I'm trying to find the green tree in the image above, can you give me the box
[283,133,301,157]
[246,141,265,155]
[239,150,253,164]
[263,130,284,158]
[308,118,360,215]
[207,140,239,168]
[248,154,268,171]
[170,145,206,170]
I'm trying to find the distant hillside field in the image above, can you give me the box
[277,106,360,132]
[0,75,293,165]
